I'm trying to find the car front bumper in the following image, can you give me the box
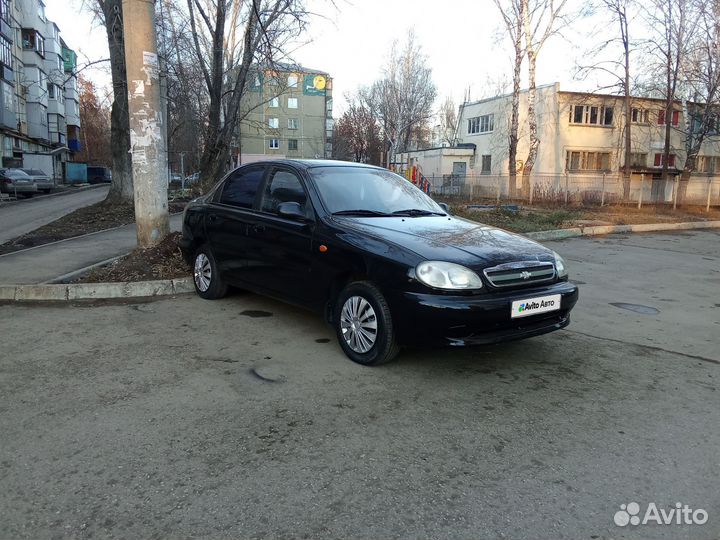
[387,281,579,347]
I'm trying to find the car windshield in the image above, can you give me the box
[4,169,30,178]
[309,167,444,216]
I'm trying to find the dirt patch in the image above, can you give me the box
[0,201,187,255]
[76,232,191,283]
[451,203,720,233]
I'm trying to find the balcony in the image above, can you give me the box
[68,138,80,152]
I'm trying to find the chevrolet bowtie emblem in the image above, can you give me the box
[520,271,532,280]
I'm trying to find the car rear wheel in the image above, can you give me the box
[193,245,227,300]
[334,281,400,366]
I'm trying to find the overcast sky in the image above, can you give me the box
[45,0,613,114]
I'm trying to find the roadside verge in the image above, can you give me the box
[2,219,719,302]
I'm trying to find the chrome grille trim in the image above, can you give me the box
[483,261,556,288]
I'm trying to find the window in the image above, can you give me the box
[0,0,9,23]
[288,139,298,151]
[566,150,611,171]
[657,110,679,127]
[220,167,264,208]
[0,36,10,69]
[288,97,298,109]
[261,169,307,215]
[38,2,45,20]
[629,153,647,167]
[631,108,649,123]
[288,75,298,88]
[288,118,298,130]
[569,104,614,126]
[47,82,55,99]
[653,153,676,168]
[269,97,279,108]
[481,155,491,174]
[468,114,493,134]
[269,138,279,149]
[22,29,45,57]
[268,117,279,129]
[697,156,716,173]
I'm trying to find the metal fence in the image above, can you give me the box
[428,173,720,210]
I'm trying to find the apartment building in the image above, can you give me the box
[237,65,333,164]
[0,0,80,179]
[455,83,720,199]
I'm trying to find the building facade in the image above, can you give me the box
[0,0,80,180]
[237,65,332,164]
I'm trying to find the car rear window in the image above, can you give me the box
[220,167,264,208]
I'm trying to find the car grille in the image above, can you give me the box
[483,260,556,288]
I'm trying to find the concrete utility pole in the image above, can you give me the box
[122,0,170,247]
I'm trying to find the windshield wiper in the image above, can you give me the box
[391,208,446,216]
[332,209,392,217]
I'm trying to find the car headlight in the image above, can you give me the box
[415,261,483,290]
[554,252,568,278]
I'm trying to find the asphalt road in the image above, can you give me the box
[0,185,109,244]
[0,231,718,539]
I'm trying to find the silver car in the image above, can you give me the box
[21,169,53,193]
[0,168,37,198]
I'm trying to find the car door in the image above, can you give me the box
[242,166,319,306]
[204,165,266,284]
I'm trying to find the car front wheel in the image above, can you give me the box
[193,245,227,300]
[334,281,400,366]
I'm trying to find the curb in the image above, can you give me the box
[525,220,720,241]
[0,277,194,302]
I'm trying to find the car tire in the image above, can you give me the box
[192,245,228,300]
[42,189,51,194]
[334,281,400,366]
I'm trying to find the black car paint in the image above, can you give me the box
[181,160,579,346]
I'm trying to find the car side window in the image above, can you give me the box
[219,167,264,208]
[260,169,308,216]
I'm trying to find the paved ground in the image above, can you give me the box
[0,231,718,539]
[0,214,182,284]
[0,185,109,244]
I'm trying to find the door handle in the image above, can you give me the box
[208,214,219,223]
[251,224,266,233]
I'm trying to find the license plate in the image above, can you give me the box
[511,294,561,318]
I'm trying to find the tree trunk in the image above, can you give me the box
[522,48,539,198]
[101,0,133,204]
[621,6,632,201]
[508,10,523,198]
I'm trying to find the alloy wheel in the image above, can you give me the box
[340,295,378,353]
[194,253,212,292]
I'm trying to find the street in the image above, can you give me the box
[0,231,718,539]
[0,186,109,245]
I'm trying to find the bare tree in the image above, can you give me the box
[184,0,309,190]
[333,92,383,164]
[643,0,693,196]
[92,0,133,204]
[520,0,569,194]
[437,96,458,146]
[493,0,525,196]
[576,0,636,200]
[677,0,720,202]
[365,30,437,166]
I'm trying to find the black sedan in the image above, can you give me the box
[180,160,579,365]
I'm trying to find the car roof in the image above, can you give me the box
[247,159,383,171]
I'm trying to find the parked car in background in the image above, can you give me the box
[0,168,37,198]
[21,169,53,193]
[185,172,200,184]
[87,166,112,184]
[180,159,579,366]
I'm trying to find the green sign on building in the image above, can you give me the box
[62,47,76,72]
[303,74,327,96]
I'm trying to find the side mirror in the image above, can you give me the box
[438,202,450,214]
[277,201,307,221]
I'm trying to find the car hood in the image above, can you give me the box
[332,215,554,268]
